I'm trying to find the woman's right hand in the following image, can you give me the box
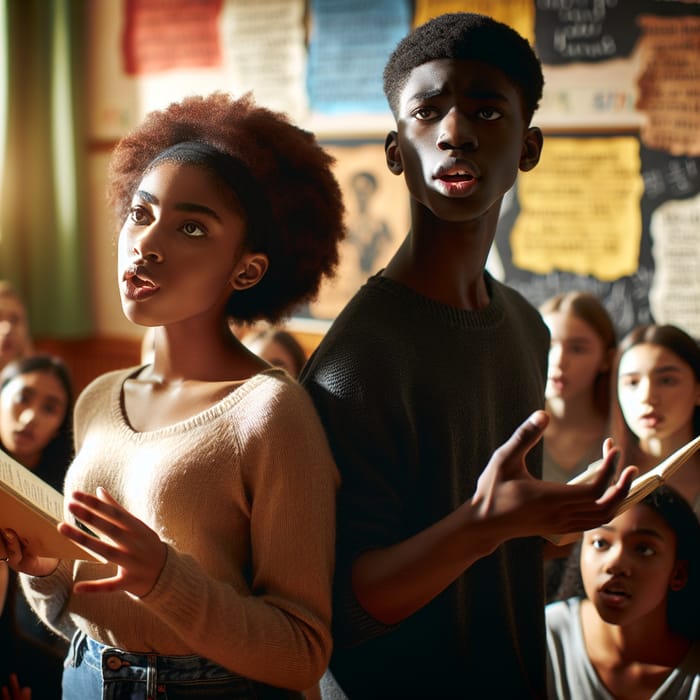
[0,529,59,577]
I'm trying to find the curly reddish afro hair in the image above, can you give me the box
[107,92,346,324]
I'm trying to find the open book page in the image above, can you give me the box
[0,449,100,561]
[543,434,700,546]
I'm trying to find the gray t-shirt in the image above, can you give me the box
[546,598,700,699]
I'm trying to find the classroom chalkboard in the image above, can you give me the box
[492,138,700,339]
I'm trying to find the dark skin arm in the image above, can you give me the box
[352,410,636,624]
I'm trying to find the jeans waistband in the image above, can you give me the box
[77,632,239,682]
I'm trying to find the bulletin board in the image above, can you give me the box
[87,0,700,339]
[493,0,700,340]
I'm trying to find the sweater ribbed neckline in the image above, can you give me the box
[365,272,507,330]
[109,367,285,441]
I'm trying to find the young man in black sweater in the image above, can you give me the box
[301,13,636,698]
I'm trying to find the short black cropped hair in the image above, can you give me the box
[108,92,346,324]
[383,12,544,123]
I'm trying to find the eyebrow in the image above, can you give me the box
[409,88,444,102]
[464,88,509,102]
[620,365,684,378]
[44,395,67,409]
[561,336,595,345]
[408,87,509,104]
[651,365,683,375]
[598,524,666,540]
[135,190,223,223]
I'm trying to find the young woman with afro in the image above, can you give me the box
[3,92,346,699]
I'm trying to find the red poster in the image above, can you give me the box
[123,0,223,76]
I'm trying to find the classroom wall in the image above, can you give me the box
[83,0,700,355]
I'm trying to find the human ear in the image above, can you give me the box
[669,560,688,592]
[519,126,543,172]
[385,131,403,175]
[230,252,269,291]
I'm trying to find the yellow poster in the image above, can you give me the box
[511,137,643,281]
[413,0,534,43]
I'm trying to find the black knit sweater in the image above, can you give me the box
[302,273,550,699]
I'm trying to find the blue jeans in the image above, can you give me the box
[62,631,302,699]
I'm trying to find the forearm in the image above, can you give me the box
[19,563,76,641]
[352,499,506,625]
[144,547,333,690]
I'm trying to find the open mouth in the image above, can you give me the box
[603,586,629,597]
[439,171,475,182]
[599,581,631,605]
[130,275,156,289]
[13,429,35,444]
[434,158,480,181]
[123,266,160,300]
[638,413,661,429]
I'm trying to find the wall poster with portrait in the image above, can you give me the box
[292,140,410,331]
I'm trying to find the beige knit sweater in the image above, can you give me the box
[21,367,338,691]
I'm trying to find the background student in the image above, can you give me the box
[1,91,345,698]
[0,354,75,699]
[540,291,617,484]
[539,291,618,600]
[301,12,635,698]
[0,282,33,373]
[243,325,308,379]
[547,485,700,699]
[612,323,700,515]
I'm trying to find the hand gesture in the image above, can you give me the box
[472,410,637,543]
[1,673,31,700]
[58,487,167,598]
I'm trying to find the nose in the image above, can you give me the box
[549,343,565,370]
[18,406,36,426]
[129,223,164,263]
[604,544,631,576]
[638,376,658,405]
[437,107,477,151]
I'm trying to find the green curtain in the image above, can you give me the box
[0,0,92,337]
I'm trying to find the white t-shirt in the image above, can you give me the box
[546,598,700,699]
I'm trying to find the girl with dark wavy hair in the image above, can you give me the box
[0,354,74,698]
[547,485,700,698]
[612,324,700,515]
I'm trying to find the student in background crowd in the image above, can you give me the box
[612,323,700,516]
[2,92,345,698]
[547,485,700,699]
[301,12,636,698]
[540,291,617,484]
[0,354,75,699]
[539,292,618,601]
[0,282,33,373]
[244,326,307,379]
